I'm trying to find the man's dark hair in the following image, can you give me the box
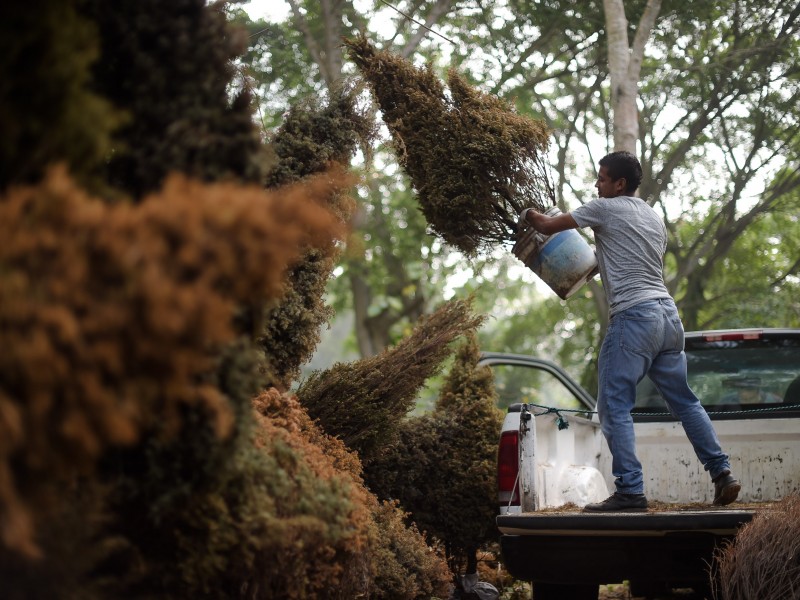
[599,151,642,194]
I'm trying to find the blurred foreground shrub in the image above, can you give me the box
[88,0,267,197]
[0,0,120,192]
[0,166,345,557]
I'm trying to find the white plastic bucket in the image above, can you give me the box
[512,207,599,299]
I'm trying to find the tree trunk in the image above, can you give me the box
[604,0,662,155]
[288,0,343,88]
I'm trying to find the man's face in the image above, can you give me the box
[738,387,759,402]
[595,166,627,198]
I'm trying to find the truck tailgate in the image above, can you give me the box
[496,509,757,586]
[497,509,754,536]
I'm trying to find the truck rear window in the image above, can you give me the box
[491,363,589,412]
[635,335,800,418]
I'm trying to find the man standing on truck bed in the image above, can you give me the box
[520,151,741,512]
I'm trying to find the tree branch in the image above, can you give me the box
[629,0,662,82]
[287,0,329,83]
[400,0,454,58]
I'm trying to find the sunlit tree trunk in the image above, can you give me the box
[287,0,343,87]
[604,0,662,155]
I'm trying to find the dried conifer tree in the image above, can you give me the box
[261,88,374,389]
[238,389,451,600]
[364,332,503,577]
[297,297,485,462]
[0,0,120,193]
[713,493,800,600]
[87,0,267,197]
[0,167,345,558]
[0,3,459,598]
[345,36,554,256]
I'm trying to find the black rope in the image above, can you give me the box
[525,401,800,431]
[376,0,458,47]
[531,405,572,430]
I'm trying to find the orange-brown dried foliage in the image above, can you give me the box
[0,166,348,556]
[253,387,364,482]
[248,389,450,599]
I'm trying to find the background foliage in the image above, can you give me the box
[240,0,800,394]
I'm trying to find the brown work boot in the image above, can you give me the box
[583,492,648,512]
[712,470,741,506]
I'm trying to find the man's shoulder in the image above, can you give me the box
[614,196,661,221]
[577,195,641,209]
[572,196,607,215]
[612,195,646,205]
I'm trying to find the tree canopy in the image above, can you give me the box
[241,0,800,388]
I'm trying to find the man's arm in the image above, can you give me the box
[523,209,579,235]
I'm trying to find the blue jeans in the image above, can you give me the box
[598,298,731,494]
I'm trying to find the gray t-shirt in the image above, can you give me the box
[571,196,670,316]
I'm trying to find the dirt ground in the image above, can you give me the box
[495,581,711,600]
[599,583,708,600]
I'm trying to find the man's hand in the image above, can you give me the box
[517,208,536,232]
[518,207,579,235]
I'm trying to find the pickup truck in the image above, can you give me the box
[486,328,800,600]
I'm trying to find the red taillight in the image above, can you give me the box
[497,430,520,505]
[703,330,763,341]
